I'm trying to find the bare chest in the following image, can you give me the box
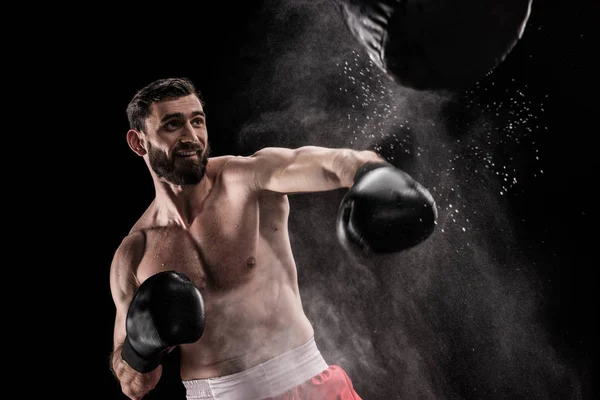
[138,198,260,290]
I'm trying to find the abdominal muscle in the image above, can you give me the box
[178,267,315,380]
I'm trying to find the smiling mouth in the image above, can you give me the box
[175,150,199,157]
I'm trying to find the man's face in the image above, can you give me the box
[144,94,210,186]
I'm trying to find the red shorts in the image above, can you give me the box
[263,365,362,400]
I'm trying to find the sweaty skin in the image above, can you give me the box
[109,94,384,399]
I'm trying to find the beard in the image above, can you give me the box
[148,142,210,186]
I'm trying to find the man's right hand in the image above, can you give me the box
[122,271,206,372]
[112,355,162,400]
[116,270,206,398]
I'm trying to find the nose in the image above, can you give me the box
[179,122,198,144]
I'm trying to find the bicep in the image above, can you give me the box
[109,232,145,349]
[245,146,351,194]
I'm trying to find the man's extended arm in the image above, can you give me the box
[240,146,386,194]
[232,145,437,254]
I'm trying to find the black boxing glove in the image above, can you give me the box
[337,162,437,254]
[121,271,206,373]
[333,0,532,91]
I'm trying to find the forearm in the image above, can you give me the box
[110,344,161,399]
[283,146,386,192]
[332,148,387,188]
[110,345,130,381]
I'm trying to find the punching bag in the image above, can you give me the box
[334,0,532,91]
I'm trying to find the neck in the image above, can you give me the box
[152,176,212,227]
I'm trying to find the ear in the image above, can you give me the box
[126,129,147,156]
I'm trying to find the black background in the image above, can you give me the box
[32,0,597,398]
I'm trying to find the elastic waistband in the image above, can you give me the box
[182,337,328,399]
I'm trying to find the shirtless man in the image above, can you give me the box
[109,77,437,400]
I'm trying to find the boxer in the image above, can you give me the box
[109,77,437,399]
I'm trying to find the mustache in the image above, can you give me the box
[175,143,204,153]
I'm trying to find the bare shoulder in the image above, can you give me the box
[109,231,147,300]
[113,231,146,266]
[210,154,257,181]
[207,155,237,172]
[218,147,296,174]
[204,155,244,179]
[214,147,302,192]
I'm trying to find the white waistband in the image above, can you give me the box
[182,337,328,400]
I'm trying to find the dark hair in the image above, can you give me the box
[126,77,204,132]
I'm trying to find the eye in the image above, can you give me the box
[192,118,205,127]
[164,120,182,131]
